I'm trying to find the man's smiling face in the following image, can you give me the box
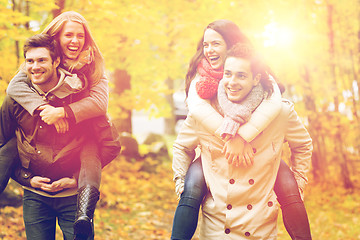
[25,47,59,87]
[222,56,260,102]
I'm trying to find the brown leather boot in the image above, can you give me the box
[73,185,100,240]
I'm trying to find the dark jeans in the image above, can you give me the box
[0,137,19,193]
[22,189,94,240]
[171,158,312,240]
[274,160,312,240]
[171,158,207,240]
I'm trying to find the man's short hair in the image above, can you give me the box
[23,34,60,62]
[226,43,273,95]
[226,43,263,76]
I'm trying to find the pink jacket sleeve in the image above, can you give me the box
[68,74,109,123]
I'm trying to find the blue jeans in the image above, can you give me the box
[171,159,312,240]
[23,189,93,240]
[171,158,207,240]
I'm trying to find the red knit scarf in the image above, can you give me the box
[196,58,224,99]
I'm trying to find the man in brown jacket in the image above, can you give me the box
[0,34,92,239]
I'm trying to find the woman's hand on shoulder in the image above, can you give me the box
[222,135,254,167]
[240,142,255,167]
[38,105,65,125]
[53,118,69,134]
[38,105,69,133]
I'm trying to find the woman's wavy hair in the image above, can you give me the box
[185,19,252,96]
[42,11,104,85]
[185,19,283,96]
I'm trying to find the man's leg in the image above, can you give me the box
[23,189,57,240]
[55,195,80,240]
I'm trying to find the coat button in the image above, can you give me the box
[39,125,43,129]
[268,201,273,207]
[248,179,254,185]
[252,148,256,153]
[247,204,252,210]
[245,231,251,237]
[229,179,235,184]
[227,204,232,210]
[37,150,41,154]
[225,228,230,234]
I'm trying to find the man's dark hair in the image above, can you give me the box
[23,34,60,62]
[226,43,274,96]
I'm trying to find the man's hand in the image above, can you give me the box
[30,176,77,192]
[51,177,77,190]
[175,177,185,197]
[38,105,65,125]
[30,176,52,189]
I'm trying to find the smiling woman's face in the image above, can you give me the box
[59,21,85,60]
[203,28,227,70]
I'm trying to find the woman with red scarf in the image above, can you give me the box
[171,19,312,240]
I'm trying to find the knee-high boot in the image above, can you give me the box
[73,184,100,240]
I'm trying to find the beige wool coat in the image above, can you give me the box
[173,99,313,239]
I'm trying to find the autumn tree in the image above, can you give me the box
[1,0,360,187]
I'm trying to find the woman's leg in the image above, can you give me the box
[0,97,20,193]
[0,137,19,193]
[74,139,101,240]
[274,160,312,240]
[94,116,121,168]
[171,157,207,240]
[77,139,102,189]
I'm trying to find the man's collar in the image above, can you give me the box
[32,68,85,100]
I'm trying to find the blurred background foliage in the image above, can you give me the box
[1,0,360,239]
[1,0,360,198]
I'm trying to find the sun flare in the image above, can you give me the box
[262,22,294,48]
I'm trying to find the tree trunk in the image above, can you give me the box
[12,0,20,66]
[164,77,175,135]
[327,3,353,188]
[52,0,66,18]
[113,69,132,133]
[302,65,327,181]
[358,0,360,100]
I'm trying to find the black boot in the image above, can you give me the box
[73,185,100,240]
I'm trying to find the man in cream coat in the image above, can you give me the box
[173,44,312,239]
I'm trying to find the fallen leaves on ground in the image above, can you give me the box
[1,156,360,239]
